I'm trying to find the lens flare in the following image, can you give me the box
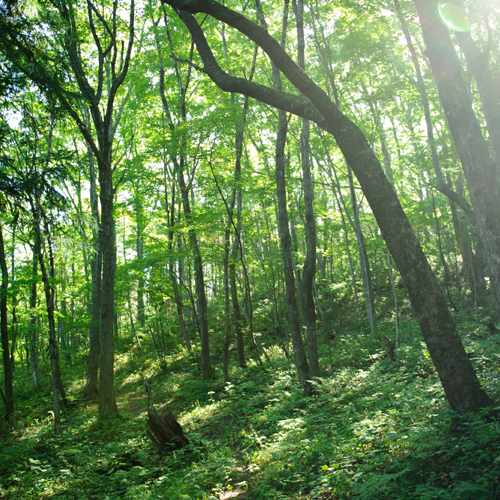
[437,2,470,32]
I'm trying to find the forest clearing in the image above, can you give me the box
[1,0,500,498]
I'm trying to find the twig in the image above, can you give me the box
[170,54,206,73]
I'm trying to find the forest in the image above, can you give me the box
[1,0,500,498]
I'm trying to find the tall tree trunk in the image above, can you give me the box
[29,241,40,389]
[255,0,309,384]
[293,0,320,379]
[313,38,376,335]
[33,214,65,434]
[163,159,193,355]
[58,267,72,364]
[323,161,365,330]
[387,249,399,349]
[8,224,18,384]
[414,0,500,318]
[366,98,394,183]
[431,192,458,311]
[229,260,246,368]
[178,165,212,379]
[85,244,101,398]
[228,178,246,368]
[228,92,250,370]
[447,174,476,301]
[83,138,101,398]
[135,197,146,330]
[393,0,472,218]
[276,113,309,385]
[347,164,377,336]
[155,11,211,379]
[98,161,118,414]
[222,227,231,382]
[0,223,14,419]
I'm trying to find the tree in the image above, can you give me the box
[0,0,136,414]
[414,0,500,318]
[293,0,320,378]
[161,0,494,413]
[0,220,14,419]
[455,2,500,173]
[0,103,71,434]
[152,7,212,379]
[254,0,309,385]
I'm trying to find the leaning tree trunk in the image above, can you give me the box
[325,161,365,330]
[347,164,377,336]
[456,23,500,172]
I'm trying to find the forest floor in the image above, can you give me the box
[1,309,500,499]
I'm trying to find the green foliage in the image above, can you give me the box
[2,0,500,498]
[2,315,500,499]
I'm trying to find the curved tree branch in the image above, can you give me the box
[170,9,329,130]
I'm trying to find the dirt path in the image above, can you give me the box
[219,465,252,499]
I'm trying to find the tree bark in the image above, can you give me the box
[85,142,101,398]
[97,162,118,414]
[164,0,495,413]
[155,10,211,378]
[293,0,320,379]
[347,164,377,336]
[0,223,14,419]
[414,0,500,318]
[28,242,40,389]
[455,19,500,172]
[255,0,309,384]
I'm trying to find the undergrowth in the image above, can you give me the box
[1,311,500,499]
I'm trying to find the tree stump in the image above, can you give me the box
[144,379,189,453]
[383,334,396,362]
[487,322,499,334]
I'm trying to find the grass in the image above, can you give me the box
[1,311,500,499]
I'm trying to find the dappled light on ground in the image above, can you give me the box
[3,316,500,499]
